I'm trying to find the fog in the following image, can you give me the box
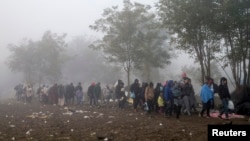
[0,0,199,100]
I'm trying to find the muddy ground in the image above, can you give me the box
[0,98,249,141]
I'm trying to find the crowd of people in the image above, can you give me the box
[128,73,198,119]
[14,72,232,120]
[127,72,231,120]
[14,82,84,106]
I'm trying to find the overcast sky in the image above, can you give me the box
[0,0,192,82]
[0,0,161,96]
[0,0,192,73]
[0,0,157,61]
[0,0,200,97]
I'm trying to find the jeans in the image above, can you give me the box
[219,98,229,118]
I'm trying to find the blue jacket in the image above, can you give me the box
[200,84,213,103]
[164,80,173,101]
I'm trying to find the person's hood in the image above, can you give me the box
[167,80,173,87]
[220,77,227,85]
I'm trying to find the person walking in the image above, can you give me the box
[199,77,213,118]
[144,82,155,114]
[217,77,231,120]
[164,80,174,117]
[130,79,140,112]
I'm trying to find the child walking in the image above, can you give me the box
[157,93,164,114]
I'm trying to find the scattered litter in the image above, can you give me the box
[106,121,112,124]
[26,115,36,119]
[26,129,32,135]
[108,116,115,118]
[112,130,118,134]
[84,116,90,119]
[26,112,52,119]
[39,115,48,119]
[96,113,104,118]
[182,129,185,132]
[5,115,8,118]
[10,125,15,128]
[70,129,74,132]
[90,132,96,136]
[62,111,73,116]
[159,123,163,126]
[189,132,192,136]
[127,113,133,116]
[75,110,83,113]
[135,117,138,120]
[11,137,15,140]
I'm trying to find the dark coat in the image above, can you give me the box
[218,77,231,100]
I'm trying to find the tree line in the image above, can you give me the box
[6,0,250,91]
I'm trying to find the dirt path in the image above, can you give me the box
[0,99,249,141]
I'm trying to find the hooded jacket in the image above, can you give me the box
[218,77,231,99]
[200,84,213,103]
[164,80,174,101]
[130,79,140,96]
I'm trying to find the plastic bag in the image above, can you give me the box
[130,92,135,99]
[228,100,234,110]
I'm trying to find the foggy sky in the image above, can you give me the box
[0,0,161,96]
[0,0,157,55]
[0,0,195,98]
